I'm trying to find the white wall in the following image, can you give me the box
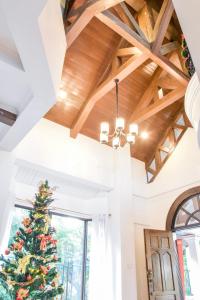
[14,118,115,189]
[2,118,200,300]
[133,128,200,300]
[13,118,138,300]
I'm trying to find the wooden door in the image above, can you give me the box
[144,229,181,300]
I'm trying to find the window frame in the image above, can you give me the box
[166,186,200,231]
[14,204,91,300]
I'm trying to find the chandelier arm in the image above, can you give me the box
[115,79,119,118]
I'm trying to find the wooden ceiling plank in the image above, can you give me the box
[137,3,155,42]
[97,11,189,86]
[124,0,145,12]
[67,0,124,47]
[132,87,185,124]
[152,0,174,54]
[97,38,124,86]
[129,67,164,123]
[120,2,148,41]
[0,108,17,126]
[70,52,149,138]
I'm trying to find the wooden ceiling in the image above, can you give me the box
[45,0,192,182]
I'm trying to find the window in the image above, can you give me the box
[2,205,91,300]
[173,194,200,230]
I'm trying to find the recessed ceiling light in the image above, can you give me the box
[140,131,149,139]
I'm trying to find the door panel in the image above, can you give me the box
[145,229,181,300]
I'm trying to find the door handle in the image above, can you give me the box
[147,270,154,296]
[147,270,153,278]
[147,270,153,282]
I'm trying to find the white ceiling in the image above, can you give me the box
[0,61,30,114]
[0,8,22,69]
[0,9,29,139]
[0,0,66,150]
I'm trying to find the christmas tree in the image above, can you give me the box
[0,181,63,299]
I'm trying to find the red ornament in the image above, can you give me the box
[51,281,56,287]
[39,284,44,290]
[26,228,32,234]
[16,231,20,236]
[5,249,10,255]
[51,239,57,246]
[27,274,32,281]
[16,288,29,300]
[14,242,23,251]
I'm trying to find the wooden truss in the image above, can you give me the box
[66,0,191,182]
[146,110,191,183]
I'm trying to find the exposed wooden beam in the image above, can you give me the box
[67,0,123,47]
[131,87,185,124]
[146,108,189,183]
[96,11,189,86]
[116,47,142,57]
[113,4,134,29]
[70,52,149,138]
[149,53,189,86]
[96,11,150,52]
[152,0,174,54]
[0,108,17,126]
[158,74,181,90]
[160,41,180,56]
[120,2,148,41]
[129,67,164,123]
[148,0,179,42]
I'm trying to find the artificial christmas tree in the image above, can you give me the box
[0,181,63,299]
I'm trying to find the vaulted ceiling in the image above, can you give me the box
[45,0,192,182]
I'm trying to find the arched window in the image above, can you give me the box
[173,194,200,230]
[166,186,200,231]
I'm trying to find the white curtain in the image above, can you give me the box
[88,214,113,300]
[0,190,15,252]
[0,151,15,252]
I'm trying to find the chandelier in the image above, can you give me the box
[100,79,139,149]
